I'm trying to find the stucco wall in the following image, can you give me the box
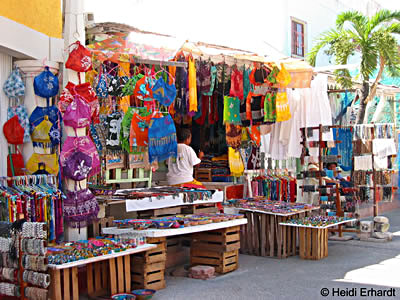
[0,0,62,38]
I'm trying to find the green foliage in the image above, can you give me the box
[307,9,400,89]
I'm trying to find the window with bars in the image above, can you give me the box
[291,20,305,57]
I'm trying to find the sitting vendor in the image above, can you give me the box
[167,128,204,186]
[326,162,353,187]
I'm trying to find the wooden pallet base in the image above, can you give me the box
[49,267,79,300]
[192,226,241,252]
[240,211,313,258]
[109,255,132,294]
[132,237,167,290]
[298,227,328,260]
[190,248,238,274]
[87,261,109,298]
[132,261,166,290]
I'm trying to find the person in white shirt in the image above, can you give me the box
[167,128,204,186]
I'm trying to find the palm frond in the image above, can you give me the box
[367,9,400,32]
[336,10,367,38]
[307,29,342,66]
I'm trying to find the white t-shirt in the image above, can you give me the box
[167,143,201,185]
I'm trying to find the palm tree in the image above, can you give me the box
[308,10,400,123]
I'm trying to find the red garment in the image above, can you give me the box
[195,95,219,125]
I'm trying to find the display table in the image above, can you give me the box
[279,219,356,260]
[103,219,248,278]
[234,207,319,258]
[95,186,224,212]
[48,244,156,300]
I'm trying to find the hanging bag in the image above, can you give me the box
[65,41,93,73]
[3,67,25,99]
[7,146,25,177]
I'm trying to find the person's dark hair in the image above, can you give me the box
[177,128,192,143]
[326,162,338,169]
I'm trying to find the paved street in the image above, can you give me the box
[157,207,400,300]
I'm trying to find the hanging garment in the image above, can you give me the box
[228,147,244,177]
[225,123,242,150]
[152,77,177,107]
[3,67,25,99]
[229,68,244,100]
[63,95,91,129]
[276,63,291,87]
[60,136,100,178]
[247,125,261,147]
[354,155,373,171]
[7,147,25,177]
[203,65,217,96]
[174,66,188,116]
[29,106,62,149]
[33,67,59,105]
[130,112,152,150]
[3,116,24,145]
[104,111,123,151]
[7,105,30,143]
[120,107,135,153]
[243,67,251,101]
[275,91,291,122]
[223,96,241,124]
[60,82,100,123]
[246,145,262,170]
[196,60,211,94]
[26,153,59,175]
[65,41,93,73]
[264,92,277,123]
[63,188,99,229]
[148,114,178,163]
[188,56,198,112]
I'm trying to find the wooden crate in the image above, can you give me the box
[89,217,114,238]
[131,237,166,264]
[132,261,166,290]
[182,203,218,214]
[194,168,212,182]
[190,248,239,274]
[192,226,240,252]
[137,206,182,218]
[298,227,328,260]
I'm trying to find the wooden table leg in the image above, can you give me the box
[87,263,94,297]
[299,227,305,259]
[260,214,266,256]
[94,262,102,293]
[269,214,275,257]
[63,268,71,300]
[276,216,282,258]
[124,255,131,292]
[72,267,79,300]
[109,258,117,295]
[49,269,62,300]
[117,256,124,293]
